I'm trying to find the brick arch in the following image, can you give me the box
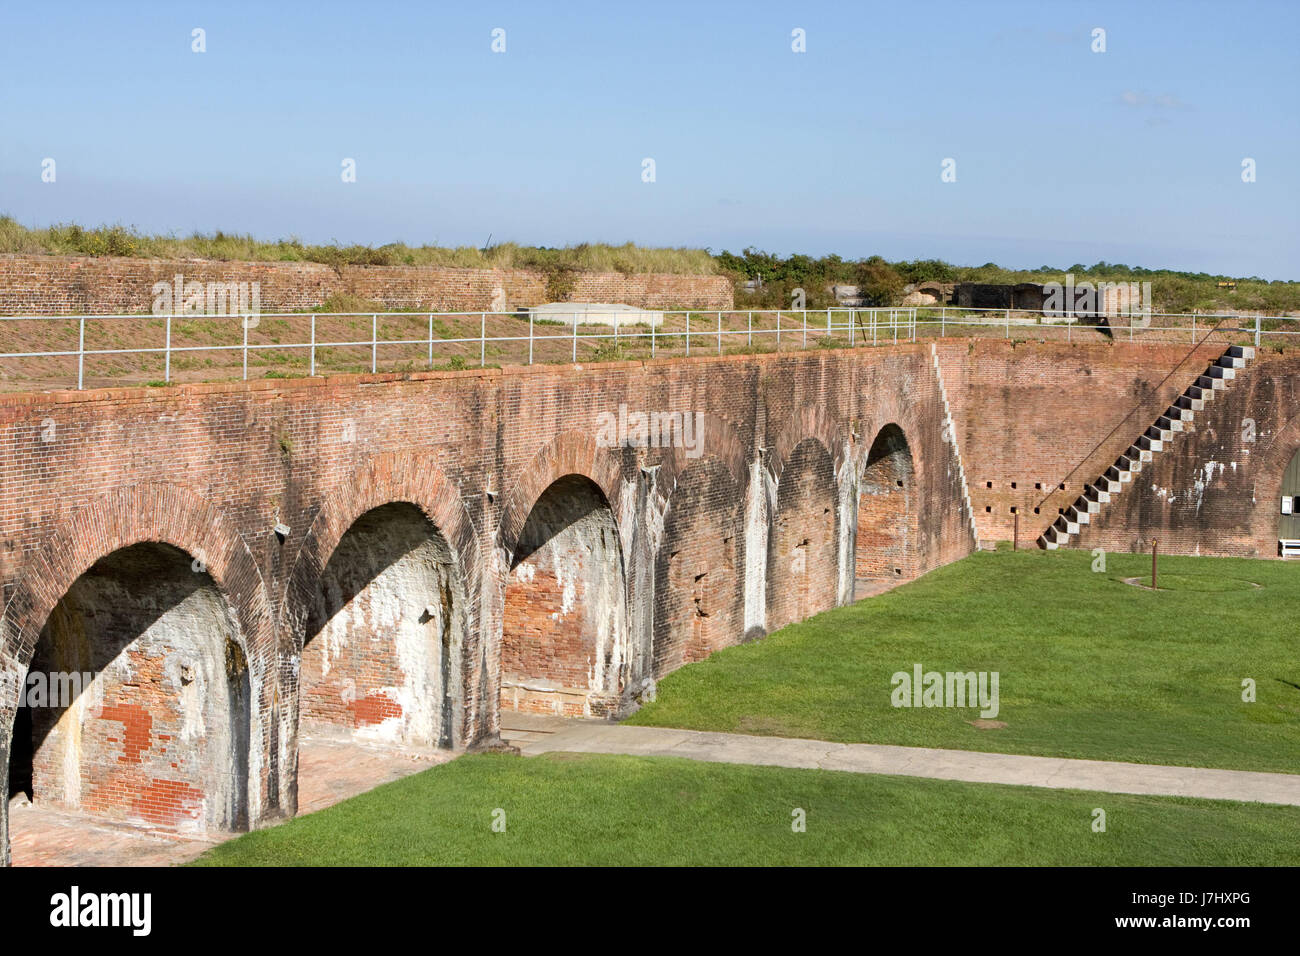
[651,412,750,510]
[1,482,272,691]
[768,403,845,484]
[856,422,921,581]
[855,394,928,489]
[1251,413,1300,546]
[282,451,483,652]
[496,429,626,561]
[0,483,272,864]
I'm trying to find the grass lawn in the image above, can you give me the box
[194,752,1300,866]
[626,549,1300,773]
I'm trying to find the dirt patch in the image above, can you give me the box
[967,719,1008,730]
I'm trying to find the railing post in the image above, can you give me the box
[164,315,172,383]
[1192,314,1196,345]
[1256,314,1262,348]
[826,308,831,338]
[1006,308,1010,338]
[802,309,807,348]
[528,312,534,365]
[747,310,752,346]
[717,311,722,355]
[371,313,377,373]
[242,317,249,380]
[573,313,579,362]
[775,311,780,350]
[872,310,877,346]
[941,308,945,338]
[850,310,855,347]
[686,312,690,356]
[310,314,317,375]
[429,313,435,369]
[77,316,85,389]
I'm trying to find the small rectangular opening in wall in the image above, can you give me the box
[1010,506,1017,513]
[1011,482,1017,489]
[986,481,992,488]
[1035,482,1043,490]
[985,506,991,512]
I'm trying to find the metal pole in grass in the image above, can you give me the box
[1152,539,1159,590]
[1013,512,1019,551]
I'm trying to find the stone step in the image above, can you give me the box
[1168,402,1195,421]
[1128,444,1154,463]
[1196,375,1227,391]
[1227,344,1255,360]
[1155,415,1183,432]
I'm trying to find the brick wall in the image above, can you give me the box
[0,342,977,860]
[936,339,1227,546]
[0,254,733,314]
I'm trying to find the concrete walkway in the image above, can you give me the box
[500,714,1300,807]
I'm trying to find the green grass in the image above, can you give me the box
[626,549,1300,773]
[193,752,1300,866]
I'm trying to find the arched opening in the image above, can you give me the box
[857,424,919,590]
[501,475,627,717]
[301,502,465,751]
[767,438,839,633]
[653,460,745,677]
[7,542,249,835]
[1278,448,1300,554]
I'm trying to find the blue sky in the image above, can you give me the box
[1,0,1296,277]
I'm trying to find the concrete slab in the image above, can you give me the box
[527,302,664,328]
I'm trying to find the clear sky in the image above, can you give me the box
[2,0,1296,278]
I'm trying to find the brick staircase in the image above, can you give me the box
[1038,344,1255,550]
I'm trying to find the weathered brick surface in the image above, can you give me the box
[1071,347,1300,558]
[0,254,733,314]
[936,339,1227,545]
[0,342,976,862]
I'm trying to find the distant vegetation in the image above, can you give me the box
[717,248,1300,315]
[2,216,1295,313]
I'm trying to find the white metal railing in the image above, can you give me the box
[0,306,1283,391]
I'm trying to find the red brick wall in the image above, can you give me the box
[653,458,745,675]
[936,339,1227,545]
[0,253,733,314]
[300,503,460,748]
[0,342,977,860]
[857,425,918,579]
[768,439,839,633]
[26,543,247,834]
[501,475,627,717]
[1071,347,1300,558]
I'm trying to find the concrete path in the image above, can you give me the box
[500,714,1300,807]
